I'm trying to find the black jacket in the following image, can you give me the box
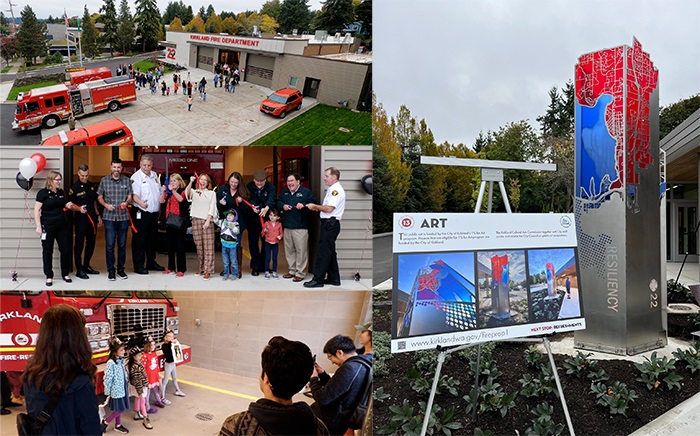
[276,185,316,229]
[309,354,372,435]
[23,374,101,435]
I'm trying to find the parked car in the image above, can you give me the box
[41,118,134,146]
[260,88,303,118]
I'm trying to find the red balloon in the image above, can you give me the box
[30,153,47,173]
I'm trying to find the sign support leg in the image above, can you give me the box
[543,337,575,436]
[420,349,446,436]
[475,181,487,213]
[471,343,482,423]
[487,181,494,213]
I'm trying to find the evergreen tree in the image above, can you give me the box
[660,94,700,139]
[99,0,119,55]
[117,0,135,55]
[260,0,281,20]
[169,17,184,31]
[135,0,162,51]
[1,12,12,35]
[206,5,216,22]
[163,1,192,25]
[16,6,49,64]
[354,0,371,34]
[184,15,205,33]
[313,0,353,34]
[80,6,101,58]
[205,13,223,33]
[278,0,311,34]
[198,6,207,21]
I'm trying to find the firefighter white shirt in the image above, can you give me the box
[131,169,161,213]
[320,181,345,220]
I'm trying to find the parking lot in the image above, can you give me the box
[22,65,317,146]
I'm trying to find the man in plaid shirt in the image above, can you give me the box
[97,159,133,281]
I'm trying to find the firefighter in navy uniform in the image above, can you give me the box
[68,164,102,279]
[246,170,276,276]
[304,167,346,288]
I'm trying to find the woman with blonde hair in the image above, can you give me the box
[22,304,101,434]
[186,172,217,280]
[160,173,190,277]
[34,170,74,286]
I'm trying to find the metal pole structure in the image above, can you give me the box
[498,181,512,214]
[487,181,494,213]
[471,343,482,423]
[420,349,446,436]
[543,338,575,436]
[475,181,487,214]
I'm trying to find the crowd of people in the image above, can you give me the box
[34,155,348,287]
[9,303,372,435]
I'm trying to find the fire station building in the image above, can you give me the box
[163,31,372,112]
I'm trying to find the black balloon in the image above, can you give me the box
[361,175,372,195]
[16,172,33,191]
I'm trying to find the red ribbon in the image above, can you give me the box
[66,205,97,234]
[236,197,265,236]
[121,203,138,233]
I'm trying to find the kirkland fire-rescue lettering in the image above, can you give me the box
[0,311,42,323]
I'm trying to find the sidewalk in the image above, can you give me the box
[0,58,22,102]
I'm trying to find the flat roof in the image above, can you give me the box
[661,107,700,181]
[316,52,372,64]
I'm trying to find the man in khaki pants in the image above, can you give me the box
[276,173,316,281]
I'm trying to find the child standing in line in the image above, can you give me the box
[102,338,130,434]
[142,337,166,409]
[216,209,240,281]
[128,346,153,429]
[263,208,283,279]
[160,330,185,400]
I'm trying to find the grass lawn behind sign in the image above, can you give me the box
[252,104,371,145]
[133,60,174,74]
[8,81,60,101]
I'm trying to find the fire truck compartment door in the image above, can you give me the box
[69,90,84,115]
[80,88,94,114]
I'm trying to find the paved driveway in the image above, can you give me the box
[13,65,315,146]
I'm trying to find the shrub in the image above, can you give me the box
[667,279,693,304]
[526,402,565,435]
[587,369,610,383]
[373,331,392,377]
[635,351,683,391]
[672,344,700,374]
[524,345,545,369]
[464,377,516,417]
[563,351,597,378]
[590,381,638,416]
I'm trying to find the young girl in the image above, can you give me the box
[160,330,185,401]
[263,208,284,279]
[142,337,166,409]
[129,346,153,429]
[102,338,130,434]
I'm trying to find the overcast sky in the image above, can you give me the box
[20,1,324,21]
[375,0,700,147]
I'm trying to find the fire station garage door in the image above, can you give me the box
[197,46,215,71]
[245,55,275,89]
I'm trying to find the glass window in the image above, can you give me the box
[25,102,40,112]
[672,183,698,200]
[289,76,298,87]
[54,96,66,105]
[44,98,53,108]
[95,129,126,146]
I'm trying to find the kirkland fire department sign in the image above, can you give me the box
[392,213,585,353]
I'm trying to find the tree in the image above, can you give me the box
[163,1,192,26]
[260,0,281,20]
[184,15,205,33]
[373,100,411,233]
[80,6,101,58]
[198,6,207,21]
[135,0,162,51]
[99,0,119,55]
[354,0,371,34]
[235,12,252,35]
[16,6,49,64]
[0,36,18,66]
[660,95,700,139]
[278,0,311,34]
[221,17,237,35]
[257,15,280,33]
[205,13,223,33]
[0,12,11,36]
[206,5,216,22]
[313,0,354,34]
[169,17,184,31]
[117,0,135,55]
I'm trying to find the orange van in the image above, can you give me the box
[41,118,135,146]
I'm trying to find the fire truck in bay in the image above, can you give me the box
[12,75,137,131]
[0,291,191,394]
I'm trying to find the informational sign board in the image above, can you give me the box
[392,213,585,353]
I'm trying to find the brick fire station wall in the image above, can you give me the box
[173,290,371,378]
[271,55,369,108]
[0,147,65,282]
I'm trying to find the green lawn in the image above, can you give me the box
[1,66,11,73]
[251,104,371,145]
[8,81,60,101]
[133,60,175,74]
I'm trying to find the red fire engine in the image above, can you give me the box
[66,67,113,85]
[12,75,137,131]
[0,291,191,394]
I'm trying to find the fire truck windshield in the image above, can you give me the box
[15,105,21,114]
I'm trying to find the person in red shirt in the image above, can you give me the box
[263,209,284,279]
